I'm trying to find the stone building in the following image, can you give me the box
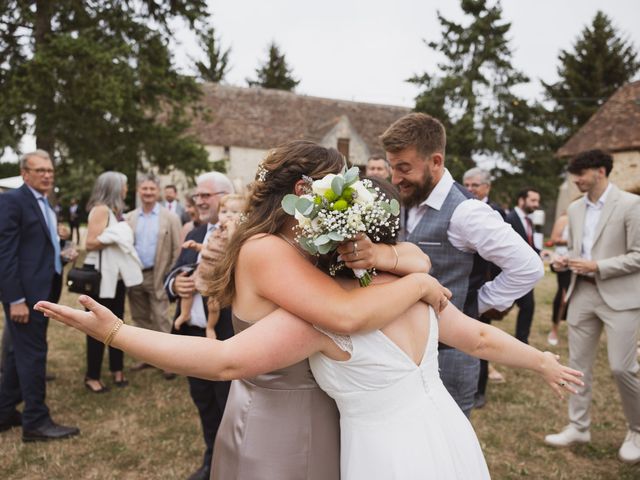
[555,80,640,216]
[159,84,410,194]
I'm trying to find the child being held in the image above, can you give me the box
[173,194,246,337]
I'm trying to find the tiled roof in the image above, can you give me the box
[557,81,640,157]
[191,84,411,155]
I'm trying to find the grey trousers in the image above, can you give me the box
[568,280,640,432]
[439,348,480,418]
[128,270,172,334]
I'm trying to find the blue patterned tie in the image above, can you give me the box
[39,197,62,274]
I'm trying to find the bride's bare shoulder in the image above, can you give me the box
[239,234,292,263]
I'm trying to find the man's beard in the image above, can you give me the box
[400,179,434,209]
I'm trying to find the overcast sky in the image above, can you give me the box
[173,0,640,106]
[4,0,639,161]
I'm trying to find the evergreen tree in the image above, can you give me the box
[195,26,231,83]
[543,11,639,140]
[0,1,211,202]
[409,0,564,203]
[247,42,299,91]
[409,0,531,182]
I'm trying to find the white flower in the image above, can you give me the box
[311,174,337,196]
[352,180,375,205]
[294,209,311,228]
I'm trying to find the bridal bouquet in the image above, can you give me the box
[281,166,400,286]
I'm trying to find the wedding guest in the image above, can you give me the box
[545,149,640,464]
[83,172,143,393]
[504,188,541,344]
[126,174,181,378]
[68,198,81,244]
[180,191,201,243]
[163,184,189,224]
[164,172,235,480]
[381,113,544,417]
[547,212,570,346]
[174,194,246,338]
[0,149,79,442]
[365,154,391,180]
[462,166,506,408]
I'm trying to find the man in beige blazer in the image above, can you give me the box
[545,150,640,464]
[126,174,181,375]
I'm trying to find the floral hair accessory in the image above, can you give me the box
[281,166,400,287]
[256,164,268,182]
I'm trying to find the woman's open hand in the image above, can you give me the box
[35,296,119,342]
[538,351,584,400]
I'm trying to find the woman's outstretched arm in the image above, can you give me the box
[437,304,583,399]
[241,235,449,335]
[35,297,333,382]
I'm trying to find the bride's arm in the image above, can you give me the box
[437,304,583,399]
[244,235,447,334]
[35,297,332,381]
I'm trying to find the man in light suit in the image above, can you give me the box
[0,150,79,442]
[163,184,189,224]
[127,174,181,376]
[504,188,541,344]
[165,171,234,480]
[545,149,640,464]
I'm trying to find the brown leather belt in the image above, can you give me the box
[578,275,596,285]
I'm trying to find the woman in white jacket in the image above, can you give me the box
[83,172,142,392]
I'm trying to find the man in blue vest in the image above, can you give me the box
[381,113,543,417]
[0,150,79,441]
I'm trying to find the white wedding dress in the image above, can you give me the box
[309,306,491,479]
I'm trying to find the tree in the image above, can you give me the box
[247,42,299,91]
[0,1,211,202]
[543,11,639,140]
[195,26,231,82]
[409,0,562,202]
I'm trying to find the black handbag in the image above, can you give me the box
[67,251,101,296]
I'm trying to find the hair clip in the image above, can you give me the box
[257,164,268,182]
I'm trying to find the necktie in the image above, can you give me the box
[40,197,62,274]
[525,217,534,246]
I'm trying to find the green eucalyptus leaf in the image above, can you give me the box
[314,234,331,246]
[331,176,345,196]
[318,242,334,254]
[295,197,314,216]
[389,199,400,216]
[327,231,344,241]
[344,167,360,185]
[298,237,318,255]
[281,194,299,215]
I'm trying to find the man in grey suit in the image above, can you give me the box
[381,113,543,417]
[545,149,640,464]
[163,184,189,224]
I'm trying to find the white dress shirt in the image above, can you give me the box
[407,169,544,314]
[188,223,217,328]
[581,183,612,261]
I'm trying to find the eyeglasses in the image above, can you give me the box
[24,167,55,175]
[463,182,487,188]
[191,191,227,201]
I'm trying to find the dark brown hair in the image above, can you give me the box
[568,149,613,177]
[380,112,446,158]
[201,141,345,306]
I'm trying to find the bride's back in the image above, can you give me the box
[338,272,430,366]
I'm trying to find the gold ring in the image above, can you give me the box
[353,242,358,255]
[558,381,567,387]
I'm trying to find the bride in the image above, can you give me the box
[36,144,583,478]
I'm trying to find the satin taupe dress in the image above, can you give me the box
[211,316,341,480]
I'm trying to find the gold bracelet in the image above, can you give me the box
[104,319,124,347]
[390,244,399,272]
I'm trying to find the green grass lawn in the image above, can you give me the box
[1,269,639,479]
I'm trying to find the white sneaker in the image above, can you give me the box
[619,430,640,464]
[547,331,559,346]
[544,425,591,447]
